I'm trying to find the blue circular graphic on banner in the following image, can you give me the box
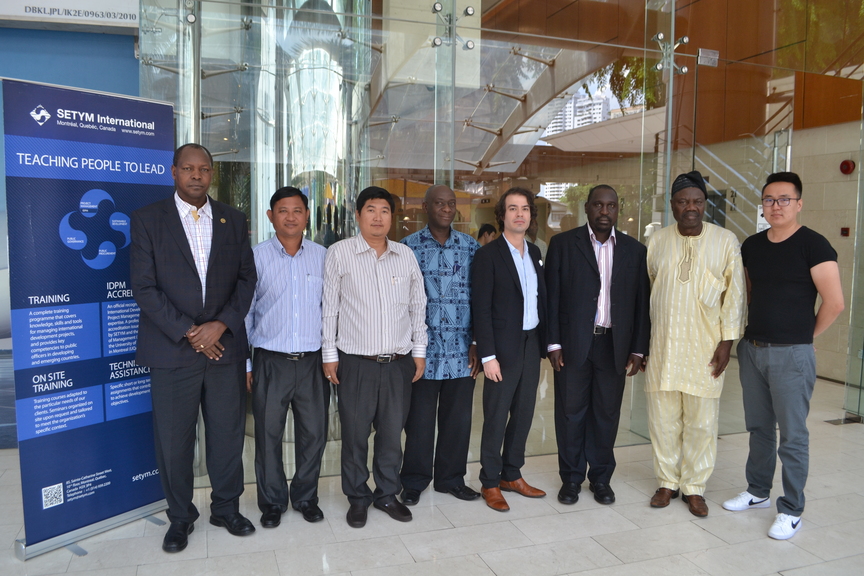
[58,189,130,269]
[79,189,114,217]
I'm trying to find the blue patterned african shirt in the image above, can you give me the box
[402,226,478,380]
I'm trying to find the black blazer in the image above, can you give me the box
[472,234,547,369]
[130,196,256,369]
[545,224,650,374]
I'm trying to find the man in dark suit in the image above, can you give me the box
[546,185,650,506]
[131,144,257,553]
[472,187,547,512]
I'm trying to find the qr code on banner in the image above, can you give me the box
[41,483,64,509]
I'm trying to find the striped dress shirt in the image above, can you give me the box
[174,192,212,305]
[322,234,428,363]
[591,226,615,328]
[547,226,615,353]
[245,237,326,371]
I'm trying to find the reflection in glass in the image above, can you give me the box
[279,2,349,245]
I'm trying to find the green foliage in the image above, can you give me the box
[562,184,592,215]
[583,57,663,115]
[775,0,864,74]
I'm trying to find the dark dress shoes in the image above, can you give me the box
[297,501,324,523]
[346,503,368,528]
[650,487,680,508]
[374,495,413,522]
[260,505,282,528]
[557,482,581,505]
[682,494,709,517]
[590,483,616,505]
[162,521,194,553]
[209,512,256,536]
[401,488,421,506]
[441,485,481,501]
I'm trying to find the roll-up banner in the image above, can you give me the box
[1,79,174,560]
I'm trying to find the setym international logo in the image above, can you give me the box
[30,104,51,126]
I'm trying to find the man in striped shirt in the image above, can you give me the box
[245,187,328,529]
[546,185,650,507]
[321,186,428,528]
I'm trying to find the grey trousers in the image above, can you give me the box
[252,348,329,512]
[337,352,414,506]
[737,339,816,516]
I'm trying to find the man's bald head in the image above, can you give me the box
[425,184,453,203]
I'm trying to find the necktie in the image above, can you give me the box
[191,208,199,222]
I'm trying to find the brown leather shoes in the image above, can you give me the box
[499,478,546,498]
[682,494,709,517]
[650,487,680,508]
[481,487,510,512]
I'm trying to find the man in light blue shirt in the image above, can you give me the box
[245,187,328,528]
[399,185,481,506]
[472,187,548,512]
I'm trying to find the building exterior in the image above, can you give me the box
[539,182,575,203]
[544,92,611,137]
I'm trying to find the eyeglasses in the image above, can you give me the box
[761,197,799,207]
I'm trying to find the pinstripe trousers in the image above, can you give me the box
[646,390,720,496]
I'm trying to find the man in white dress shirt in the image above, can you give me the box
[321,186,427,528]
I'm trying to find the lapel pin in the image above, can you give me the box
[220,218,226,223]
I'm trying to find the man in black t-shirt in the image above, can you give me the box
[722,172,844,541]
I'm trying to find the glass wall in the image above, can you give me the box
[138,0,864,482]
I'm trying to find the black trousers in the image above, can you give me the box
[337,352,414,506]
[252,348,329,512]
[554,331,626,485]
[150,354,246,523]
[401,376,476,492]
[479,329,540,489]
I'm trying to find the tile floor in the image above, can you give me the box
[2,380,863,575]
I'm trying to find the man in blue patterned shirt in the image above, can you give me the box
[400,185,481,505]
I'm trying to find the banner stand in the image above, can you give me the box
[15,499,167,561]
[2,79,174,561]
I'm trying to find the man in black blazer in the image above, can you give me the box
[546,185,650,506]
[131,144,257,552]
[472,187,547,512]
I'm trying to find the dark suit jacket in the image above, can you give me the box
[472,234,547,369]
[130,195,256,369]
[545,224,650,374]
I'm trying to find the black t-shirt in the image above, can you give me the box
[742,226,836,344]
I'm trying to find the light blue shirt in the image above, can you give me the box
[506,235,540,331]
[482,235,539,365]
[245,236,326,371]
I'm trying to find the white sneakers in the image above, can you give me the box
[723,491,802,539]
[768,513,802,540]
[722,491,771,511]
